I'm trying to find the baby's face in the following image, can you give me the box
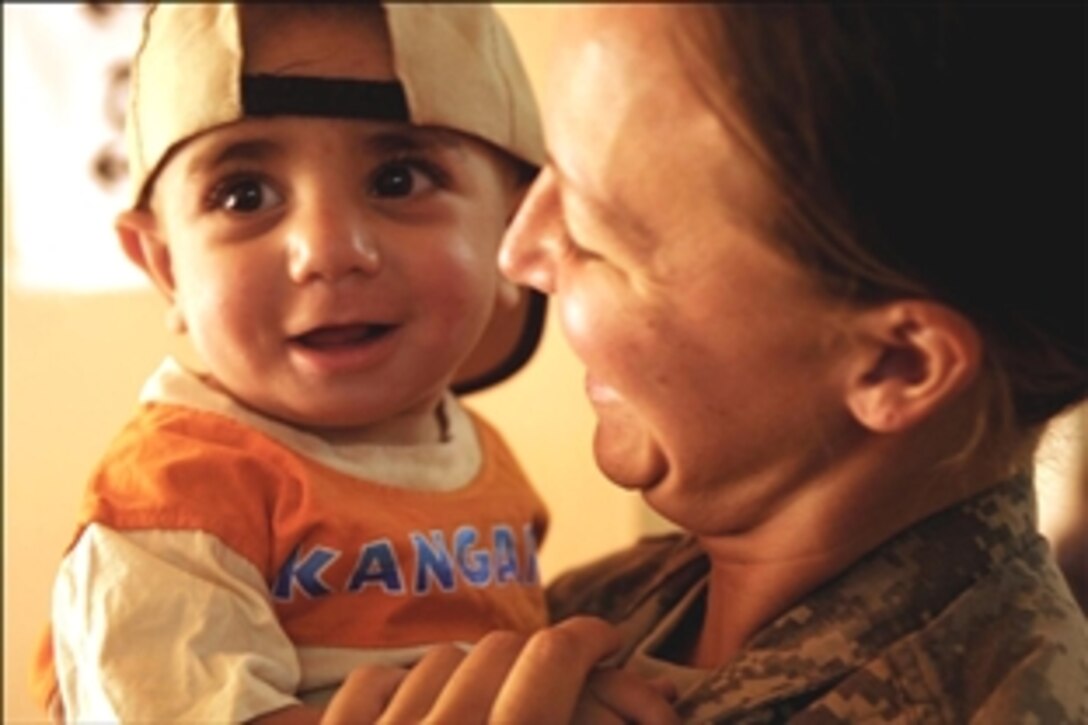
[148,112,517,441]
[128,4,521,442]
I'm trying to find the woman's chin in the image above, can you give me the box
[592,418,668,490]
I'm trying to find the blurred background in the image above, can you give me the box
[4,5,1083,721]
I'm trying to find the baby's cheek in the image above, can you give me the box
[436,263,498,322]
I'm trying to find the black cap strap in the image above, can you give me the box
[241,74,410,121]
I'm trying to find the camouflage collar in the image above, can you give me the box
[677,474,1040,717]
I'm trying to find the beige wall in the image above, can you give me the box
[3,6,1083,722]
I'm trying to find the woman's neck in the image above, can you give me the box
[687,422,1010,669]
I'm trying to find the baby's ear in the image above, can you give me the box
[495,276,521,309]
[115,209,175,298]
[843,300,982,433]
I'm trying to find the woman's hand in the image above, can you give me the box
[323,616,678,724]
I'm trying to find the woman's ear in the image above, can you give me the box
[115,210,186,333]
[843,300,982,433]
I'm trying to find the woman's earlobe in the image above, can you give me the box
[844,301,982,433]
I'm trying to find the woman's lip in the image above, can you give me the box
[585,374,623,404]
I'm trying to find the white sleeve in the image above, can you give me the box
[52,523,301,723]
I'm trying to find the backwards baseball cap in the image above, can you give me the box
[127,3,546,394]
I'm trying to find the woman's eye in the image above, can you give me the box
[566,235,601,262]
[371,161,439,199]
[209,178,282,213]
[562,222,602,262]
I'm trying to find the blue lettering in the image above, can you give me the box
[522,523,540,585]
[492,525,519,584]
[412,530,455,593]
[455,526,491,587]
[347,539,404,594]
[272,546,338,601]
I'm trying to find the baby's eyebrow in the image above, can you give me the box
[363,128,464,157]
[189,140,284,174]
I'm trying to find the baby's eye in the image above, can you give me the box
[370,161,441,199]
[208,177,283,213]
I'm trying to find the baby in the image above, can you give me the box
[33,4,549,722]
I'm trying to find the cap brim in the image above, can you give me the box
[451,288,547,394]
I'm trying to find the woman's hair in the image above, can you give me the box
[673,5,1085,444]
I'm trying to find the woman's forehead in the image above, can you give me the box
[546,5,764,238]
[547,5,723,155]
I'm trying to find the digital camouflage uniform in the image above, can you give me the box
[548,477,1088,723]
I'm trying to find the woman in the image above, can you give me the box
[327,4,1086,722]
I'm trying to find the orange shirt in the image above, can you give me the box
[35,359,547,720]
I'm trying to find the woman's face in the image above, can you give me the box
[501,6,854,533]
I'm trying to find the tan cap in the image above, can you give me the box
[127,3,546,393]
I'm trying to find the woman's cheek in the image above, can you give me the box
[557,275,624,362]
[558,292,593,351]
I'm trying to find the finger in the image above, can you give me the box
[570,695,627,725]
[425,630,527,721]
[322,665,406,725]
[582,669,680,725]
[647,675,680,700]
[377,644,468,724]
[490,616,623,724]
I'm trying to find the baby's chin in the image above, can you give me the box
[235,394,434,446]
[292,410,445,446]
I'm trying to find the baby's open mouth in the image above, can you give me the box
[292,324,395,349]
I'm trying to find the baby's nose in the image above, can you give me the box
[287,205,381,283]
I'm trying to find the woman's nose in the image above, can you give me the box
[287,201,381,284]
[500,167,563,295]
